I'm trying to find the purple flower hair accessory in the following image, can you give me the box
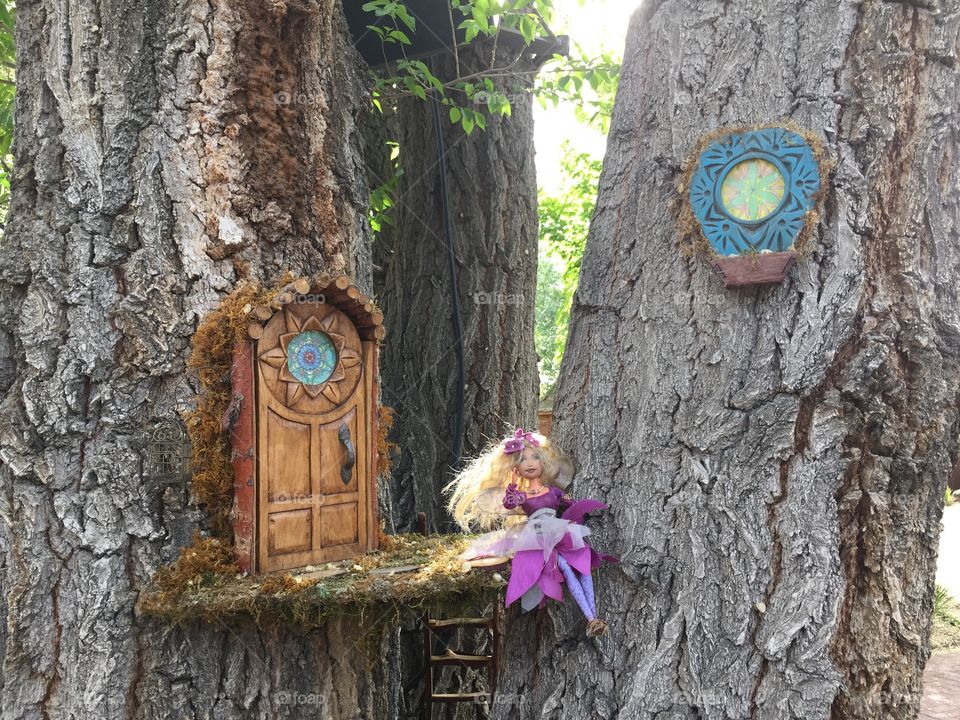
[503,427,540,454]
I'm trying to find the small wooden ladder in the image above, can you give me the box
[421,603,502,720]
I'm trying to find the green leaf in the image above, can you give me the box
[519,15,536,45]
[403,75,427,100]
[449,106,462,123]
[424,71,443,92]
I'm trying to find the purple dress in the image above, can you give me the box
[461,486,618,612]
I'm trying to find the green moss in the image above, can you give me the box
[377,403,399,478]
[138,533,506,638]
[184,276,290,537]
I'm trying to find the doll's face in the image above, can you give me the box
[513,447,543,481]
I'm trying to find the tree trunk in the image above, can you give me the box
[372,43,541,533]
[494,2,960,719]
[0,1,404,718]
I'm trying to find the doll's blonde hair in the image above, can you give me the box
[443,432,573,532]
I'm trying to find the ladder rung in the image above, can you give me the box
[430,652,493,667]
[431,692,490,703]
[427,617,492,629]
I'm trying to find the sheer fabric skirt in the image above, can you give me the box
[460,507,591,562]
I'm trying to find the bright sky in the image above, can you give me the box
[535,0,642,191]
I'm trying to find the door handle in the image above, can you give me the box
[338,423,356,484]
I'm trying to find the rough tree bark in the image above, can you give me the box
[371,42,541,533]
[0,1,404,718]
[494,2,960,719]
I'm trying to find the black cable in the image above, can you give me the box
[429,73,466,477]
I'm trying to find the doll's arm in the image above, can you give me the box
[503,483,527,510]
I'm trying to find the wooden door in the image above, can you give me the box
[255,303,369,572]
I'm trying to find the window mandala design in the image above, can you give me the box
[689,128,821,256]
[259,311,361,405]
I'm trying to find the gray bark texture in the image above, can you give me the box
[0,1,405,718]
[371,43,541,534]
[494,2,960,719]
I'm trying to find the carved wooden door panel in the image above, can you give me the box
[255,303,369,572]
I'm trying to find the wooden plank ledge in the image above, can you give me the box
[430,652,493,667]
[427,617,493,629]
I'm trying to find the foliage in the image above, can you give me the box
[535,143,602,395]
[362,0,620,135]
[369,141,402,233]
[933,584,960,628]
[361,2,621,242]
[534,248,567,389]
[535,45,619,133]
[946,486,955,506]
[0,2,14,230]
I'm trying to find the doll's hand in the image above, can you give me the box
[503,483,526,510]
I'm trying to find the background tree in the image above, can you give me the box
[494,2,960,719]
[363,0,618,533]
[0,2,408,717]
[371,39,544,533]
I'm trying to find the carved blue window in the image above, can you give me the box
[689,128,820,256]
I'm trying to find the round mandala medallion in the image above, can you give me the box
[688,128,821,256]
[258,306,364,408]
[719,158,786,222]
[286,331,338,385]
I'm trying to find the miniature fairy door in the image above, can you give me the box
[253,298,373,571]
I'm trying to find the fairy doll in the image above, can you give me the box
[444,428,617,637]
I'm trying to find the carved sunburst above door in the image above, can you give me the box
[258,308,361,406]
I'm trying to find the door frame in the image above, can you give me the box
[228,275,382,574]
